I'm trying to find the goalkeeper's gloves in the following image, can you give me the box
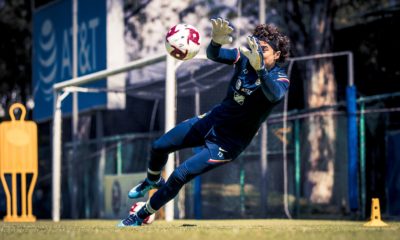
[210,17,234,45]
[239,36,265,71]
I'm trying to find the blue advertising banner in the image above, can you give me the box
[33,0,107,121]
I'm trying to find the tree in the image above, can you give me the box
[0,0,32,118]
[280,0,339,205]
[274,0,392,206]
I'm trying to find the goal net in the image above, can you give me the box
[44,52,400,222]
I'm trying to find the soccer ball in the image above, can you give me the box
[129,201,155,224]
[165,23,201,60]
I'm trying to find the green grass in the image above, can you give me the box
[1,219,399,240]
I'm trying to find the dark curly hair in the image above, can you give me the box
[252,24,290,63]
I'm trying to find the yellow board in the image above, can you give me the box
[363,198,388,227]
[0,103,38,222]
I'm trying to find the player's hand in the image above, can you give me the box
[210,18,234,45]
[239,36,265,71]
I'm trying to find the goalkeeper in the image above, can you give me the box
[118,18,291,227]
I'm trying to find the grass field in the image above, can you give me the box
[1,219,399,240]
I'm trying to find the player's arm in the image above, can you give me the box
[240,36,289,102]
[206,18,240,65]
[206,41,240,64]
[257,69,289,102]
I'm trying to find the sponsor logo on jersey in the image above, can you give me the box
[234,91,245,105]
[240,87,253,95]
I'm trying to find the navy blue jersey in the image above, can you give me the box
[193,41,290,156]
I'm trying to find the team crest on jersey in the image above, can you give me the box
[235,79,242,90]
[234,91,245,105]
[256,78,261,85]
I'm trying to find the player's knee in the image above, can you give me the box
[151,139,171,155]
[170,166,190,185]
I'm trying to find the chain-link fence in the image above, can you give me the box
[179,100,400,220]
[26,93,400,220]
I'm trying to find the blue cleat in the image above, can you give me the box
[128,177,165,199]
[117,214,143,227]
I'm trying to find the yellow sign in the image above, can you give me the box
[0,103,38,222]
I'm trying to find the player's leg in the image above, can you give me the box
[147,117,206,181]
[119,142,233,226]
[128,116,206,199]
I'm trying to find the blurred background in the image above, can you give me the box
[0,0,399,221]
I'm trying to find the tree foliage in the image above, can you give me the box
[0,0,32,110]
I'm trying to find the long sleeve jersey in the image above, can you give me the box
[193,41,290,156]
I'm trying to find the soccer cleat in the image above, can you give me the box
[117,214,143,227]
[128,177,165,199]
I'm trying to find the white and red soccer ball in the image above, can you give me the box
[129,201,155,224]
[165,23,201,60]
